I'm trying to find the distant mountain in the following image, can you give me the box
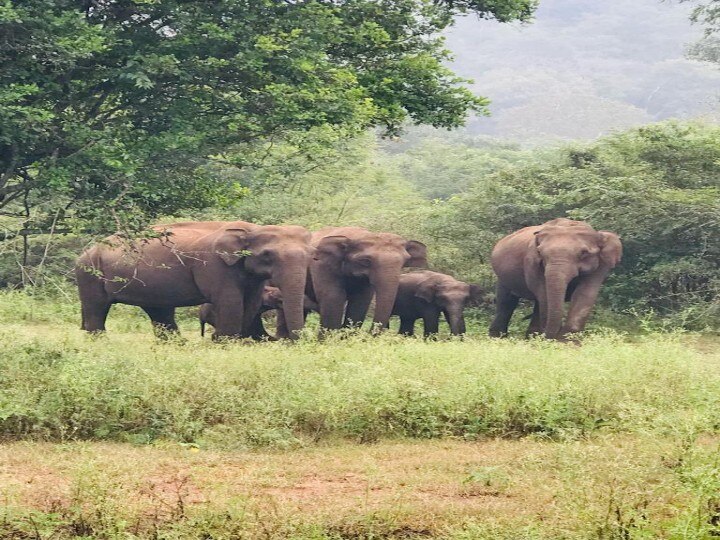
[442,0,720,142]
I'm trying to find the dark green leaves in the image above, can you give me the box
[0,0,534,234]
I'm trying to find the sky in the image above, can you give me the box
[442,0,720,142]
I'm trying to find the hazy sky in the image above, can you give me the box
[443,0,720,141]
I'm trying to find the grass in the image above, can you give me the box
[2,436,720,538]
[2,290,720,538]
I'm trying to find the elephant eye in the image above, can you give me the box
[356,257,372,267]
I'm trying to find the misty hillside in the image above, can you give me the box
[444,0,720,141]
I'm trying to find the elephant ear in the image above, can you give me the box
[405,240,428,268]
[415,276,437,303]
[598,231,622,268]
[214,228,251,266]
[526,230,545,266]
[315,235,350,262]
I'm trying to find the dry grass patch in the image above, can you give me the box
[1,436,717,538]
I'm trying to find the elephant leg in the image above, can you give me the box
[241,282,266,337]
[422,310,440,337]
[563,275,605,336]
[248,312,274,341]
[525,301,542,338]
[142,306,179,337]
[489,284,519,337]
[343,286,374,328]
[212,292,245,339]
[399,317,416,336]
[275,309,290,339]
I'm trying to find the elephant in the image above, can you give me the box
[75,220,313,339]
[489,218,622,340]
[200,285,318,339]
[389,271,483,337]
[309,227,428,332]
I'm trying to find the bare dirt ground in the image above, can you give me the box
[0,436,704,537]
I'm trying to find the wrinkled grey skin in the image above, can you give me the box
[489,218,622,340]
[309,227,428,333]
[200,285,283,338]
[75,221,313,340]
[389,270,483,337]
[200,286,318,339]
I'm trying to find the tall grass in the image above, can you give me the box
[1,291,719,448]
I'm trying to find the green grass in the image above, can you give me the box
[3,290,720,538]
[1,290,719,449]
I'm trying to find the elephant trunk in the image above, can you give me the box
[273,261,308,340]
[446,309,466,336]
[369,267,402,332]
[543,263,573,339]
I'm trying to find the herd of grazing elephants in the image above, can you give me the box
[75,217,622,342]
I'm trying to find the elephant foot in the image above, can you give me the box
[83,329,107,339]
[250,333,277,342]
[153,328,183,342]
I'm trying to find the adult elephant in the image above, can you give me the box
[309,227,427,332]
[75,221,313,339]
[489,218,622,340]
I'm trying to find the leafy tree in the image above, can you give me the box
[382,135,528,199]
[426,121,720,325]
[0,0,535,236]
[198,132,427,233]
[686,0,720,62]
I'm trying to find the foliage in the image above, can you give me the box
[687,0,720,63]
[1,291,719,447]
[448,0,720,141]
[386,135,529,199]
[0,0,535,235]
[421,121,720,323]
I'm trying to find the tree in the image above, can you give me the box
[425,121,720,324]
[0,0,535,235]
[686,0,720,62]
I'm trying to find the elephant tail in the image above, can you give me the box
[200,321,205,337]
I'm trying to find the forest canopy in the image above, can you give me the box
[0,0,535,235]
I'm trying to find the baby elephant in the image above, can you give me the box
[200,286,318,339]
[391,271,482,337]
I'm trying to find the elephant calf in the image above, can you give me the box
[390,271,482,337]
[490,218,622,340]
[200,286,318,339]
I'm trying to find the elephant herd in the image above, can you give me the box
[75,218,621,341]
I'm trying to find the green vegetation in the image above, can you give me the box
[2,435,720,539]
[4,120,720,328]
[2,292,720,538]
[0,0,534,234]
[197,120,720,328]
[2,3,720,537]
[1,291,718,448]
